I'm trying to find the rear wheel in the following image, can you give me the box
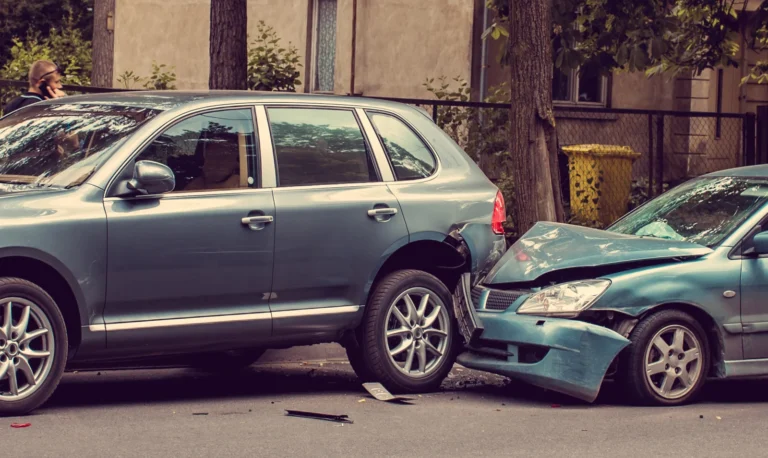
[619,310,709,406]
[349,270,457,393]
[0,278,68,417]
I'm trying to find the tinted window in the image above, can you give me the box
[137,109,257,192]
[367,112,435,180]
[267,108,377,187]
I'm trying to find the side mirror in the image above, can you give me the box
[125,160,175,196]
[753,232,768,256]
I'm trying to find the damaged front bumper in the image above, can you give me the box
[454,276,630,402]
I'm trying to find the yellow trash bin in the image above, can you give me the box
[562,144,641,227]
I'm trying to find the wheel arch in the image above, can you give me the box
[363,232,469,306]
[638,302,726,378]
[0,248,84,356]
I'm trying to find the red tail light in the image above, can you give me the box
[491,190,505,235]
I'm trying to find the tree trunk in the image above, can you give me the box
[91,0,116,87]
[508,0,565,236]
[209,0,248,90]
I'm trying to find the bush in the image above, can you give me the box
[0,24,92,86]
[247,20,302,91]
[116,62,177,90]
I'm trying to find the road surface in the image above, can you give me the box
[3,359,767,457]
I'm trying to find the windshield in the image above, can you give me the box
[609,176,768,247]
[0,103,160,191]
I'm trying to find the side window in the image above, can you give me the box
[367,112,436,180]
[267,108,377,187]
[136,108,257,192]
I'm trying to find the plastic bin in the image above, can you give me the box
[562,144,641,227]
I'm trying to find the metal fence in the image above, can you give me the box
[1,79,757,226]
[371,96,757,226]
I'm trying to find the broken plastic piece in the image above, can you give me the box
[10,423,31,428]
[362,383,415,403]
[192,413,209,416]
[285,410,353,424]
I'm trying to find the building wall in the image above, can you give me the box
[113,0,473,98]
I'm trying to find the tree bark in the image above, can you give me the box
[209,0,248,90]
[91,0,116,87]
[508,0,565,236]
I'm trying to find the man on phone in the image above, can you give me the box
[2,60,67,116]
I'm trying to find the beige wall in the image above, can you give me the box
[114,0,309,90]
[113,0,474,98]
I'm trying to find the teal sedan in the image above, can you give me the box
[454,165,768,406]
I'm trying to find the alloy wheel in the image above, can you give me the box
[0,298,55,401]
[384,287,450,378]
[643,324,702,400]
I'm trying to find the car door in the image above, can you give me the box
[102,106,275,355]
[741,216,768,359]
[260,105,409,335]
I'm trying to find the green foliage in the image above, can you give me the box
[0,21,92,86]
[247,20,303,92]
[144,62,177,90]
[484,0,768,84]
[0,0,93,69]
[116,62,177,90]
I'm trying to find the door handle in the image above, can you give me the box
[241,215,274,230]
[367,208,398,217]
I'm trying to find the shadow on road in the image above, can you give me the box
[45,362,768,411]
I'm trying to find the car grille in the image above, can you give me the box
[470,286,527,311]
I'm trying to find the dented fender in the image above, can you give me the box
[457,312,630,403]
[443,222,506,281]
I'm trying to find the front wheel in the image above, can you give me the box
[0,278,68,417]
[349,270,457,393]
[618,309,709,406]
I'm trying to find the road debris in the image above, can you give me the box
[10,423,31,428]
[362,383,415,404]
[716,416,722,420]
[285,410,353,424]
[358,399,366,403]
[192,413,209,416]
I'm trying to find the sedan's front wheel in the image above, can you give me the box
[348,270,456,393]
[0,278,68,417]
[619,309,709,406]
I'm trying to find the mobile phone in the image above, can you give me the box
[39,80,52,98]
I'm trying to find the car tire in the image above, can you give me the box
[618,309,710,406]
[0,277,68,417]
[191,349,266,373]
[354,269,457,393]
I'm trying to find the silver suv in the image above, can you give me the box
[0,92,506,415]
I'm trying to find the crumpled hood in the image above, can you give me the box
[484,222,713,284]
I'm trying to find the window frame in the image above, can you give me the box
[364,109,439,182]
[263,104,383,189]
[104,104,262,199]
[552,67,609,107]
[309,0,338,94]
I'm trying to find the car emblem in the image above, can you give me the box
[723,290,737,298]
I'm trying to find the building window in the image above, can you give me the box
[553,63,607,106]
[311,0,337,92]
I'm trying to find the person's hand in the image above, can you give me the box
[44,86,67,99]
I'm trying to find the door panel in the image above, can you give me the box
[263,106,409,335]
[102,107,275,354]
[741,257,768,358]
[270,184,408,317]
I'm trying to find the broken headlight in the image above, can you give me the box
[516,279,611,318]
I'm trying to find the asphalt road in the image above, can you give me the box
[3,360,768,457]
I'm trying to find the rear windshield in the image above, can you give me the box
[0,103,160,191]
